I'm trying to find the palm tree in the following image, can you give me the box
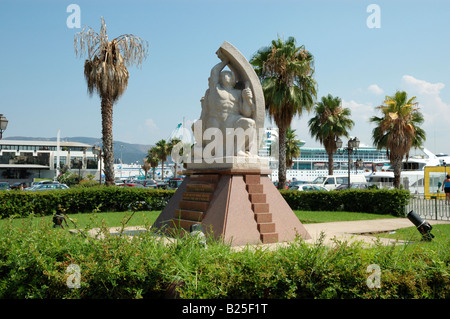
[251,36,317,189]
[147,147,159,180]
[308,94,354,175]
[141,158,151,179]
[369,91,426,188]
[154,139,171,181]
[285,127,301,168]
[169,137,182,178]
[74,17,149,185]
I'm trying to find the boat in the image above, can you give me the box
[261,128,450,194]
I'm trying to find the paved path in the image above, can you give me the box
[246,218,450,250]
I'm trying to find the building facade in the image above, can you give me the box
[0,139,100,185]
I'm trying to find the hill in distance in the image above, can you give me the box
[4,136,152,165]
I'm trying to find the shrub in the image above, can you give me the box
[0,187,174,218]
[280,189,410,216]
[0,223,448,299]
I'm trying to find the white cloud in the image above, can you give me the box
[368,84,384,95]
[400,75,450,153]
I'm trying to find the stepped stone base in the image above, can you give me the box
[152,168,311,246]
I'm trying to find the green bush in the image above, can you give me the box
[280,189,410,216]
[0,187,174,218]
[0,223,448,299]
[0,187,411,219]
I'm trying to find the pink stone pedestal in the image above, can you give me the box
[152,169,311,246]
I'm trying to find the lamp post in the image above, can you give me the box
[0,114,8,139]
[92,146,102,185]
[335,137,360,188]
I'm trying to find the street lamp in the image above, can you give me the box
[0,114,8,139]
[92,146,102,185]
[336,137,360,188]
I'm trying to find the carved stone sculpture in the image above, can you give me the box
[188,42,267,169]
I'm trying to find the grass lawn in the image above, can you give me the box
[0,209,399,232]
[373,223,450,242]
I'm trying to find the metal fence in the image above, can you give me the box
[404,195,450,221]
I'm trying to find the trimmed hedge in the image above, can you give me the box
[0,187,174,219]
[280,189,410,216]
[0,187,411,219]
[0,224,448,299]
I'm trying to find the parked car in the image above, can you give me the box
[335,183,377,191]
[10,182,28,190]
[0,182,10,190]
[31,183,69,191]
[289,184,328,191]
[117,182,145,188]
[168,178,183,189]
[312,175,367,190]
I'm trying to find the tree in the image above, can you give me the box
[285,127,301,168]
[74,17,149,185]
[308,94,354,175]
[169,137,182,178]
[251,36,317,189]
[154,139,171,181]
[147,147,159,180]
[369,90,426,188]
[141,158,151,179]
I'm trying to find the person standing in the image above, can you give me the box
[442,174,450,204]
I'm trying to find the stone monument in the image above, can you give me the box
[152,42,311,246]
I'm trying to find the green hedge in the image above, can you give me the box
[0,187,174,219]
[280,189,410,216]
[0,224,448,299]
[0,187,410,219]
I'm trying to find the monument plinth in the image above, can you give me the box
[152,42,311,246]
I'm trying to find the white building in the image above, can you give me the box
[0,139,99,185]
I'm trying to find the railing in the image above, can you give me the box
[404,195,450,221]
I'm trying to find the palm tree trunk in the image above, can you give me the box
[161,161,164,181]
[278,126,287,190]
[327,150,334,176]
[392,155,403,189]
[101,97,115,186]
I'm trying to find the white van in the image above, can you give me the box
[312,175,367,190]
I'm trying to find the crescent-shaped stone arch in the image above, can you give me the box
[217,41,265,150]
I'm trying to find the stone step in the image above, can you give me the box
[246,184,263,194]
[254,213,272,223]
[244,174,260,185]
[179,200,209,212]
[174,209,204,222]
[182,192,213,202]
[171,218,200,231]
[257,222,276,233]
[249,193,266,203]
[190,174,220,183]
[260,232,278,244]
[186,183,216,193]
[252,203,269,213]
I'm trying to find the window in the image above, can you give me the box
[325,178,335,185]
[336,177,349,184]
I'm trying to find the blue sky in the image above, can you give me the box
[1,0,449,155]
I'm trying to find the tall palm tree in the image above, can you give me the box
[74,17,149,185]
[154,139,171,181]
[369,91,426,188]
[141,158,151,179]
[308,94,354,175]
[285,127,301,168]
[251,36,317,189]
[169,137,182,178]
[147,147,159,180]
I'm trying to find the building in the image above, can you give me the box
[0,139,100,185]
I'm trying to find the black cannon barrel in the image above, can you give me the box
[407,210,425,227]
